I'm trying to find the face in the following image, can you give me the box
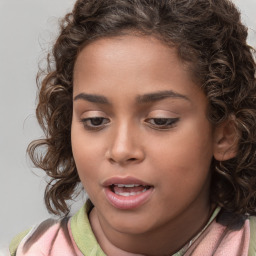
[71,35,214,237]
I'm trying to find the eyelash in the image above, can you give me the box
[80,117,179,131]
[80,117,110,130]
[145,117,179,130]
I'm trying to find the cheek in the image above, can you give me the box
[148,118,214,184]
[71,125,103,185]
[72,142,102,202]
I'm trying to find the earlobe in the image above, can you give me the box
[213,119,239,161]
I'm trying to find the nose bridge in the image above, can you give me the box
[107,118,144,165]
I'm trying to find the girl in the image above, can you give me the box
[9,0,256,255]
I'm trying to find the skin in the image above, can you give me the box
[71,35,219,256]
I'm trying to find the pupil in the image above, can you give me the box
[91,118,103,125]
[155,118,167,125]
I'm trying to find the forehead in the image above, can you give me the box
[74,35,182,78]
[73,35,201,102]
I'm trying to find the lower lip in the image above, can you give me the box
[104,187,154,210]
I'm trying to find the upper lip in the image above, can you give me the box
[102,176,153,187]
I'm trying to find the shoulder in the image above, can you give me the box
[8,201,98,256]
[9,228,31,256]
[9,218,78,256]
[249,216,256,256]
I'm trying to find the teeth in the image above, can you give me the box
[115,191,145,196]
[115,184,140,188]
[114,188,148,196]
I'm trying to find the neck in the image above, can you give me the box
[89,201,213,256]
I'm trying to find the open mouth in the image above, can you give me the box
[110,184,152,197]
[103,177,154,209]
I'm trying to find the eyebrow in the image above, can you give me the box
[73,90,190,104]
[73,93,110,104]
[136,90,190,103]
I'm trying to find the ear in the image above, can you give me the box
[213,118,239,161]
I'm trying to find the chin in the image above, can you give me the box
[109,213,157,235]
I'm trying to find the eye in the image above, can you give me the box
[80,117,110,130]
[145,117,179,130]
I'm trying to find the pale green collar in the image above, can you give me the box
[172,207,221,256]
[70,201,220,256]
[70,200,106,256]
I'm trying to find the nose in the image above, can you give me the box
[106,122,145,166]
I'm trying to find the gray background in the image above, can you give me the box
[0,0,255,246]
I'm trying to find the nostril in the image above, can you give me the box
[108,157,137,165]
[128,158,137,161]
[109,158,116,164]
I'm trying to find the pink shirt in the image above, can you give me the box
[12,204,253,256]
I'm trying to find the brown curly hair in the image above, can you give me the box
[28,0,256,217]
